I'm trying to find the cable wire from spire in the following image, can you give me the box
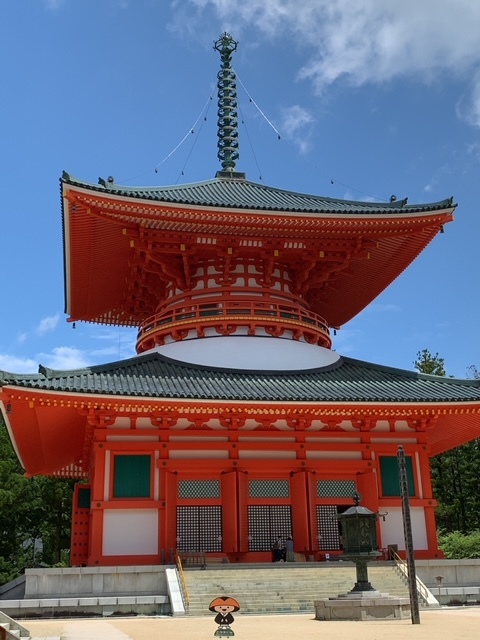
[238,102,263,181]
[174,105,212,184]
[329,178,388,202]
[236,71,390,201]
[235,71,282,140]
[154,92,214,173]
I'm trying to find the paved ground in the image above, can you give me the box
[26,607,480,640]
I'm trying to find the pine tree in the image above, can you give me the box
[414,350,480,533]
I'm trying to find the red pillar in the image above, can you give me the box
[418,450,442,556]
[356,469,379,510]
[237,471,249,553]
[356,468,381,547]
[221,471,238,553]
[163,469,178,561]
[290,471,309,555]
[88,442,107,565]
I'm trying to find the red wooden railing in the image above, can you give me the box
[136,298,331,351]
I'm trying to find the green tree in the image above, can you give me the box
[414,348,446,376]
[438,530,480,559]
[414,350,480,534]
[0,417,33,582]
[0,416,74,585]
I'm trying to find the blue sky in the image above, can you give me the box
[1,0,480,378]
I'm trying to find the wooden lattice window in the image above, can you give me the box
[249,480,289,498]
[178,480,220,499]
[317,480,356,498]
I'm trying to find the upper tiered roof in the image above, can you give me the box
[69,171,453,214]
[61,171,455,330]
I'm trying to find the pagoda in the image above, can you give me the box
[2,33,480,567]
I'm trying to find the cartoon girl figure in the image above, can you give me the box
[208,596,240,637]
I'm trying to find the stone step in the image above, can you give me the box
[183,564,414,616]
[187,579,406,590]
[0,618,31,639]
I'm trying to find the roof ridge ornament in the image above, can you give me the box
[214,32,239,174]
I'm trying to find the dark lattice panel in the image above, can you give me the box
[178,480,220,499]
[317,480,356,498]
[248,505,292,551]
[176,506,222,552]
[249,480,289,498]
[316,505,341,550]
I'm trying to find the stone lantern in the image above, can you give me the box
[338,492,381,593]
[314,492,411,620]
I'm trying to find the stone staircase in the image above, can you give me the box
[183,562,416,616]
[0,611,31,640]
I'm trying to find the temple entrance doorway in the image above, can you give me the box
[316,505,349,553]
[248,505,292,553]
[176,505,223,552]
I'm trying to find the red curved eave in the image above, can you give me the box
[64,196,135,325]
[427,408,480,456]
[309,226,446,327]
[2,394,87,476]
[63,185,455,328]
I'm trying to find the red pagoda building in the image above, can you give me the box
[2,33,480,567]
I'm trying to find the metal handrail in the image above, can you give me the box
[392,550,430,604]
[175,551,190,609]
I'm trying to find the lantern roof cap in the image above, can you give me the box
[340,505,376,517]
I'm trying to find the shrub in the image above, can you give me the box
[438,530,480,559]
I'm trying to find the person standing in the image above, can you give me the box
[285,534,295,562]
[272,537,283,562]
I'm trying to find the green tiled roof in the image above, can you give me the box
[1,352,479,404]
[63,172,454,216]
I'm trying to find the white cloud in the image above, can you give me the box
[279,105,314,154]
[466,141,480,160]
[36,314,60,336]
[0,355,38,374]
[39,346,89,370]
[456,71,480,128]
[183,1,480,124]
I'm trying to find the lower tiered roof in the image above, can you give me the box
[1,351,479,404]
[1,352,480,476]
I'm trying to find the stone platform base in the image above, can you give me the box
[314,592,411,621]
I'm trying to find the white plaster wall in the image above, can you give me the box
[148,337,339,371]
[379,506,428,551]
[103,509,158,556]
